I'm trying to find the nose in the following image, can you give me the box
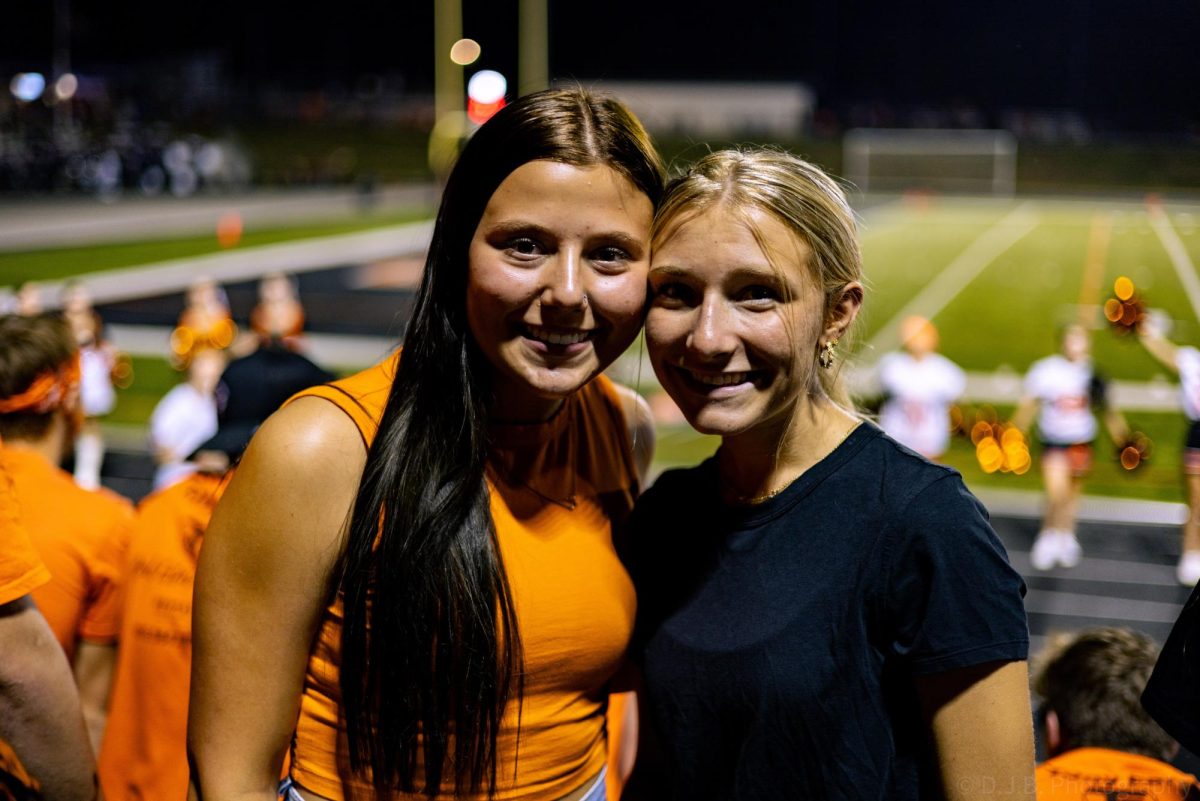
[686,294,736,358]
[540,247,586,309]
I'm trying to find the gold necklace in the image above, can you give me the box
[724,420,862,505]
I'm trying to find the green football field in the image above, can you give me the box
[20,192,1200,503]
[648,194,1200,503]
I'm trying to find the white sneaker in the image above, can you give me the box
[1030,531,1060,571]
[1177,551,1200,586]
[1057,531,1083,568]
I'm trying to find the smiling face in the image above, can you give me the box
[466,160,653,420]
[646,204,830,439]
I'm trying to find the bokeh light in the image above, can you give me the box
[10,72,46,102]
[467,70,507,124]
[450,38,482,66]
[1114,276,1134,301]
[53,73,78,102]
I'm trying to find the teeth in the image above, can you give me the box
[527,325,590,345]
[690,371,748,386]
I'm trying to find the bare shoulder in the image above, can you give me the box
[608,382,656,483]
[205,396,368,581]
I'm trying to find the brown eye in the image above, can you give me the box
[740,285,779,305]
[652,282,694,306]
[505,238,544,258]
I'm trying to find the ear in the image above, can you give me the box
[822,282,864,345]
[1043,708,1062,756]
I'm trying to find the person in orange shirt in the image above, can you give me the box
[188,88,662,801]
[99,337,331,801]
[1034,627,1200,800]
[0,438,98,801]
[0,313,134,754]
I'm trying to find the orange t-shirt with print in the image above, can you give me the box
[98,470,230,801]
[0,445,52,801]
[1037,747,1200,800]
[285,353,640,801]
[2,445,133,657]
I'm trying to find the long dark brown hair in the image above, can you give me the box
[338,87,664,799]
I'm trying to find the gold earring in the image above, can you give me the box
[819,339,838,369]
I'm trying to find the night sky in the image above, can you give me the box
[3,0,1199,132]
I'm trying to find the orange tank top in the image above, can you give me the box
[287,352,639,801]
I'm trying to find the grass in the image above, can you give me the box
[67,193,1200,506]
[653,408,1190,504]
[0,210,430,287]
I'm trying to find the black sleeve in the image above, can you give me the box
[1142,584,1200,756]
[882,474,1030,675]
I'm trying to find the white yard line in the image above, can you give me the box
[4,219,434,307]
[861,201,1041,363]
[1148,206,1200,327]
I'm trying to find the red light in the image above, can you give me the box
[468,97,506,124]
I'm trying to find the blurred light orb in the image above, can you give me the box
[10,72,46,102]
[467,70,507,124]
[1114,275,1135,301]
[53,73,78,101]
[1120,446,1141,470]
[468,70,506,104]
[450,38,482,66]
[1103,298,1123,323]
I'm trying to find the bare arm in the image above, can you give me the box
[73,640,115,756]
[0,596,98,801]
[1103,407,1131,446]
[611,383,656,484]
[1139,329,1180,373]
[186,398,366,801]
[1008,396,1038,435]
[916,660,1036,801]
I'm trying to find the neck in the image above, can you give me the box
[489,386,565,425]
[718,393,858,504]
[7,416,68,468]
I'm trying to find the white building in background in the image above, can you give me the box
[583,82,815,138]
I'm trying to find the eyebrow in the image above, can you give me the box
[650,264,782,283]
[483,221,646,253]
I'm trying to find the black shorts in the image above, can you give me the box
[1040,440,1094,476]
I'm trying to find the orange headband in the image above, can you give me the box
[0,354,82,415]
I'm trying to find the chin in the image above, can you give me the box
[681,407,759,438]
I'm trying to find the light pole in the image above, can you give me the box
[518,0,548,94]
[433,0,464,121]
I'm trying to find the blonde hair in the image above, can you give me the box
[653,147,863,408]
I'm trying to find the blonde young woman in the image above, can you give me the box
[620,149,1035,800]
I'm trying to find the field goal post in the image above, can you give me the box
[843,129,1017,195]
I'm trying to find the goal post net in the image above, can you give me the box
[842,129,1017,195]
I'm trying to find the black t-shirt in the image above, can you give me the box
[1143,583,1200,756]
[620,423,1029,801]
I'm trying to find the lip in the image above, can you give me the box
[521,324,595,356]
[672,364,758,396]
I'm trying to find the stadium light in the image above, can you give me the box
[10,72,46,102]
[450,38,481,66]
[467,69,506,124]
[53,72,77,101]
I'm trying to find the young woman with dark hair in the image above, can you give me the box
[187,88,664,801]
